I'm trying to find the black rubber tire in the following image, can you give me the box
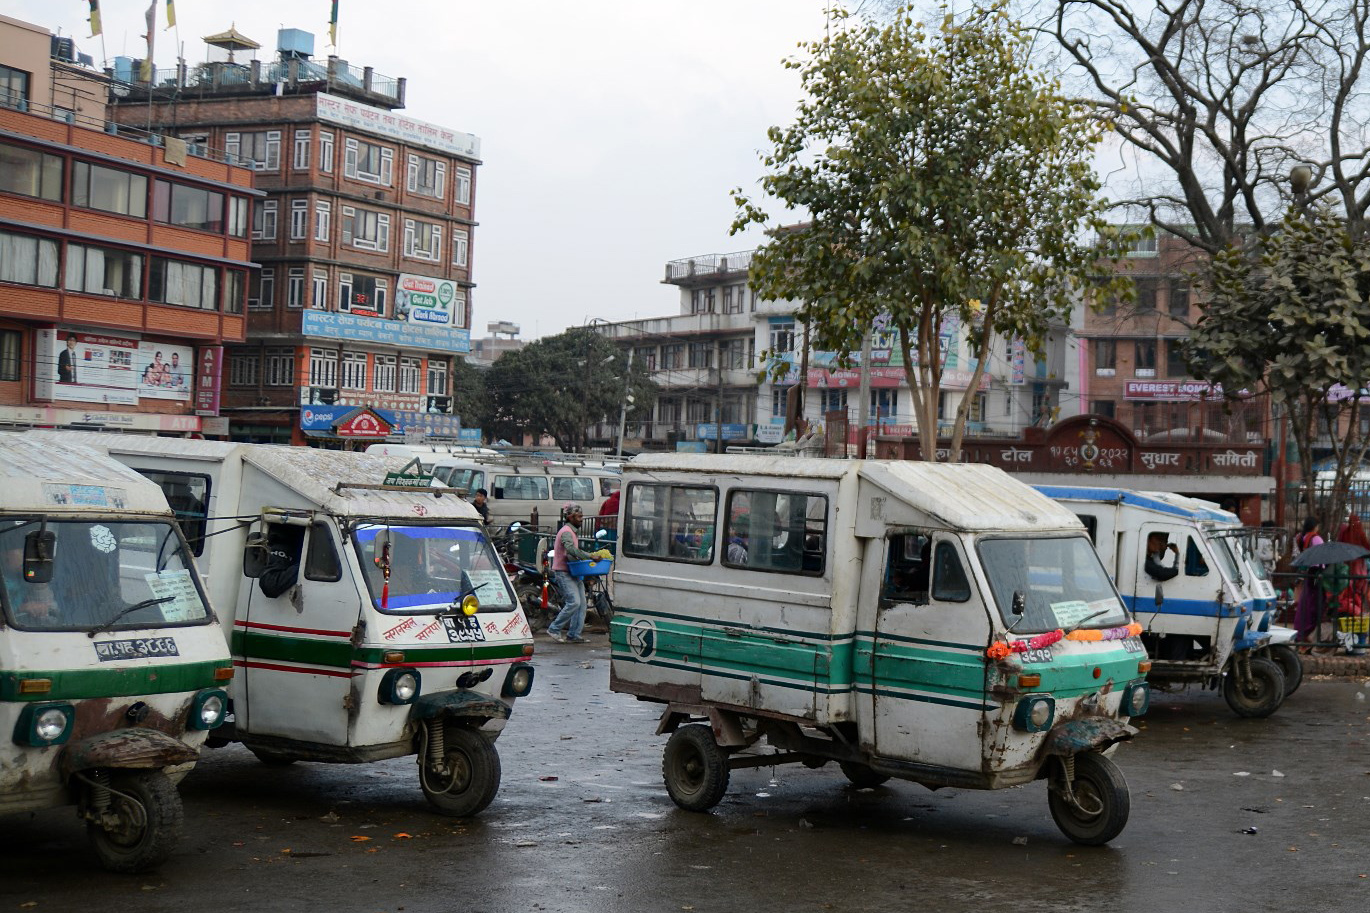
[662,725,730,812]
[420,726,502,817]
[516,581,552,633]
[1267,643,1303,697]
[592,587,614,624]
[1047,753,1130,846]
[86,771,184,874]
[838,761,890,789]
[249,746,299,766]
[1223,656,1286,718]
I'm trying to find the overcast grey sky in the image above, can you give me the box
[8,0,837,338]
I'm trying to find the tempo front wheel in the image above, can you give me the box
[1048,752,1130,846]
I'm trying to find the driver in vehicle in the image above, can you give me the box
[2,540,60,624]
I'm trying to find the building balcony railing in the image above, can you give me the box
[664,249,755,285]
[113,56,405,109]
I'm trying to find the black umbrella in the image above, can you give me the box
[1290,541,1370,567]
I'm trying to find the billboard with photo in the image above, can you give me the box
[135,342,193,401]
[36,328,138,406]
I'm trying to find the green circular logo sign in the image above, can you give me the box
[438,283,454,307]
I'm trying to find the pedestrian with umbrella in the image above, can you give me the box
[1292,517,1326,652]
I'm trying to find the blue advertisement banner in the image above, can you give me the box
[300,404,463,438]
[301,311,471,354]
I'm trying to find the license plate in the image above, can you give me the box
[442,614,486,643]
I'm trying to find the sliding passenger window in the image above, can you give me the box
[721,489,827,576]
[304,521,342,582]
[137,469,210,557]
[1184,536,1209,576]
[623,482,717,564]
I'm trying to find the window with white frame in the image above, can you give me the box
[314,200,331,242]
[720,338,748,370]
[309,348,337,388]
[311,270,327,309]
[399,356,422,394]
[869,389,898,422]
[264,347,295,386]
[341,352,368,389]
[455,166,471,204]
[341,206,389,251]
[227,196,248,238]
[339,274,388,316]
[967,392,988,423]
[289,199,308,240]
[344,138,393,185]
[287,268,306,308]
[772,385,793,417]
[318,131,334,173]
[427,359,448,396]
[452,229,469,267]
[229,352,258,386]
[373,354,397,392]
[293,129,311,170]
[770,320,796,354]
[403,219,442,261]
[406,154,445,198]
[225,130,281,171]
[452,291,467,328]
[252,199,277,240]
[249,267,274,310]
[821,389,847,414]
[688,342,713,369]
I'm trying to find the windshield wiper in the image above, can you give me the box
[445,581,487,615]
[1064,608,1114,637]
[87,596,174,638]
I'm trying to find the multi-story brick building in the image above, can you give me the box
[0,14,256,435]
[109,26,478,445]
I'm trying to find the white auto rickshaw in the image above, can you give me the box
[610,454,1150,845]
[0,436,231,872]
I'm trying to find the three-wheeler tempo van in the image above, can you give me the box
[0,436,232,871]
[29,433,535,817]
[1037,486,1297,717]
[609,454,1150,845]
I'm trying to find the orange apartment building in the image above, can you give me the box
[0,14,257,435]
[108,26,478,445]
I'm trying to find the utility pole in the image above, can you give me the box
[857,326,873,458]
[714,342,724,455]
[615,348,634,459]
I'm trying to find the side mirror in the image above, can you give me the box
[1011,591,1026,617]
[23,530,57,584]
[242,530,268,579]
[594,529,608,541]
[508,522,522,534]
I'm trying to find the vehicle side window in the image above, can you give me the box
[931,541,971,602]
[304,521,342,582]
[721,488,827,576]
[493,475,548,501]
[1184,536,1209,576]
[138,469,211,556]
[600,478,619,496]
[1076,514,1097,544]
[623,482,717,564]
[882,532,931,605]
[552,477,595,501]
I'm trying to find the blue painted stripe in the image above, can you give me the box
[1122,595,1254,617]
[1035,485,1231,522]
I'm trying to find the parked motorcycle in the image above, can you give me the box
[501,523,612,631]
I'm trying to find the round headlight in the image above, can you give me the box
[461,594,479,616]
[1029,699,1053,729]
[510,668,532,694]
[35,707,69,742]
[1127,684,1150,716]
[198,694,226,728]
[393,671,419,702]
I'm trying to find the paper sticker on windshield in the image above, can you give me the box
[442,614,487,643]
[1050,599,1094,627]
[144,570,201,622]
[465,569,507,598]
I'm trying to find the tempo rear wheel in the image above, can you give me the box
[662,725,729,812]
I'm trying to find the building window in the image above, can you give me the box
[149,258,219,310]
[455,167,472,204]
[287,268,306,308]
[967,391,988,423]
[249,268,275,310]
[0,227,47,286]
[224,269,245,315]
[311,270,328,309]
[688,342,713,369]
[344,138,393,185]
[1134,277,1158,312]
[265,348,295,386]
[341,206,390,251]
[1134,339,1157,376]
[225,130,281,171]
[1091,399,1116,419]
[0,65,30,110]
[452,229,469,267]
[720,338,748,370]
[0,329,20,381]
[229,353,259,387]
[152,180,225,232]
[338,273,387,316]
[399,356,422,394]
[0,140,63,201]
[227,196,248,237]
[309,348,337,388]
[634,346,657,371]
[870,389,898,422]
[771,386,793,418]
[403,219,442,261]
[1165,339,1189,378]
[660,344,683,370]
[72,162,148,218]
[290,199,309,240]
[770,320,796,354]
[406,154,445,198]
[252,199,278,240]
[64,244,143,298]
[373,354,397,392]
[1169,280,1190,317]
[1094,338,1116,373]
[318,131,334,173]
[452,291,467,328]
[293,129,311,170]
[314,200,331,241]
[821,389,847,414]
[341,352,368,390]
[427,359,448,396]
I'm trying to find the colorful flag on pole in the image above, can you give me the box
[88,1,102,37]
[140,0,156,82]
[329,0,339,46]
[166,0,176,29]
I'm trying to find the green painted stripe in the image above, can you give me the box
[231,630,528,669]
[616,607,845,643]
[0,660,231,702]
[854,630,984,652]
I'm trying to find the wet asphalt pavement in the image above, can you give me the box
[3,631,1370,913]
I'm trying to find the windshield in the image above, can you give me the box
[978,535,1128,633]
[0,517,212,632]
[1208,533,1247,586]
[353,523,516,614]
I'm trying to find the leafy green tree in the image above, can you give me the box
[734,3,1123,460]
[483,327,656,451]
[448,356,489,435]
[1188,209,1370,529]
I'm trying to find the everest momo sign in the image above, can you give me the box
[396,273,459,327]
